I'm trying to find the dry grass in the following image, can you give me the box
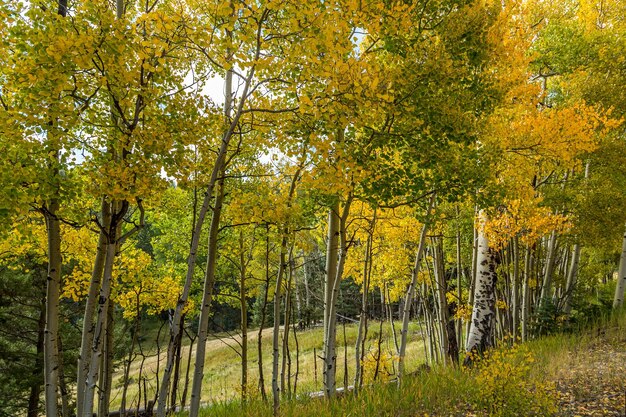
[108,320,428,411]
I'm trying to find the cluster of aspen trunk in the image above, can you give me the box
[29,0,626,416]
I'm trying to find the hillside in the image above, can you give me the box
[109,321,426,411]
[170,313,626,417]
[108,313,626,417]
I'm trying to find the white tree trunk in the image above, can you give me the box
[188,178,225,417]
[272,236,288,415]
[511,237,520,338]
[521,244,532,342]
[563,244,581,314]
[397,195,433,383]
[77,199,109,415]
[82,240,116,417]
[354,211,376,391]
[612,223,626,309]
[540,230,558,305]
[464,210,497,364]
[269,162,304,414]
[44,202,61,417]
[322,202,339,397]
[323,195,352,398]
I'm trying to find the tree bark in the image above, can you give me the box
[257,224,271,402]
[512,236,520,339]
[82,238,117,417]
[540,230,558,305]
[563,244,581,314]
[398,196,434,383]
[43,201,62,417]
[455,205,463,352]
[188,176,226,417]
[612,223,626,309]
[322,202,340,397]
[77,201,109,415]
[354,210,376,391]
[272,164,303,414]
[464,210,497,365]
[323,193,353,398]
[240,232,248,403]
[521,243,533,342]
[272,234,288,415]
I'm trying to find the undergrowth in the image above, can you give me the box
[180,310,626,417]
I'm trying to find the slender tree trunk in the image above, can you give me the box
[189,176,226,417]
[294,253,302,324]
[323,202,340,397]
[44,202,62,417]
[57,335,69,417]
[258,225,271,402]
[303,251,311,312]
[44,1,67,411]
[342,320,348,391]
[323,195,353,398]
[563,244,581,314]
[272,163,303,414]
[170,314,185,412]
[121,309,140,417]
[283,250,295,399]
[521,243,532,342]
[433,237,452,364]
[354,211,375,391]
[281,252,294,399]
[612,224,626,309]
[83,237,117,417]
[181,331,195,409]
[416,293,429,365]
[540,230,558,305]
[436,236,459,364]
[466,207,479,341]
[272,235,288,415]
[373,318,384,381]
[292,313,300,396]
[240,233,248,403]
[425,251,443,364]
[98,303,115,416]
[455,206,463,351]
[387,283,400,354]
[77,204,108,415]
[398,196,434,383]
[512,236,520,339]
[464,210,497,365]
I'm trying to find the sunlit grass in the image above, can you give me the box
[186,311,626,417]
[109,320,428,410]
[114,311,626,415]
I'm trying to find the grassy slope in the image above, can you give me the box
[193,312,626,417]
[113,312,626,416]
[109,321,428,410]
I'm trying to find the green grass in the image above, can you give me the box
[183,311,626,417]
[114,311,626,416]
[109,320,428,410]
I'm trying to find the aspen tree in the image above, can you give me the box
[397,195,435,383]
[464,210,497,364]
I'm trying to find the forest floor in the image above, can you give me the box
[115,314,626,417]
[553,328,626,417]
